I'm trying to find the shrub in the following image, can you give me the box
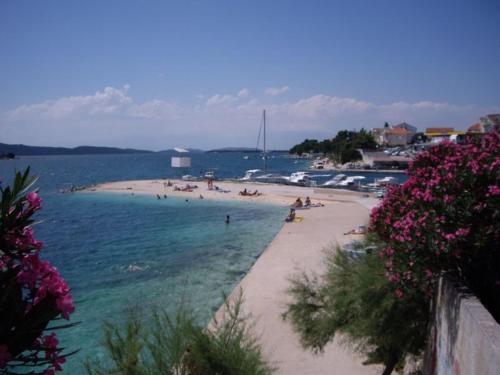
[370,131,500,318]
[284,238,428,375]
[0,168,76,374]
[84,290,275,375]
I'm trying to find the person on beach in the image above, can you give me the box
[225,215,230,224]
[293,197,303,208]
[199,194,204,199]
[285,208,296,222]
[157,194,161,200]
[305,196,311,206]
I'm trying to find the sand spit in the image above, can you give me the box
[87,179,381,374]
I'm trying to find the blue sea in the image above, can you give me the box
[0,152,406,373]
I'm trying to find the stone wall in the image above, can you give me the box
[423,277,500,375]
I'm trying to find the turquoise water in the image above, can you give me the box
[0,153,291,373]
[48,193,285,373]
[0,153,405,373]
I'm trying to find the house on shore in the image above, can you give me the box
[424,127,465,144]
[468,114,500,133]
[372,122,417,146]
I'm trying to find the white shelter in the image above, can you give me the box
[171,147,191,168]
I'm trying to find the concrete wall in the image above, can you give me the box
[423,277,500,375]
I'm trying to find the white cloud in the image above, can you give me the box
[265,86,290,96]
[3,85,494,150]
[238,88,250,98]
[129,100,181,120]
[205,94,237,107]
[8,85,133,119]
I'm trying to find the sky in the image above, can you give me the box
[1,0,499,151]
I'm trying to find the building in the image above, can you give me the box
[393,122,417,142]
[479,114,500,133]
[385,127,409,146]
[371,122,416,146]
[466,114,500,134]
[424,127,465,144]
[467,123,483,133]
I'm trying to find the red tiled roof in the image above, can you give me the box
[425,127,454,133]
[467,123,481,132]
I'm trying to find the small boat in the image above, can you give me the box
[287,171,312,185]
[312,159,325,169]
[204,171,216,179]
[376,176,396,185]
[243,155,250,160]
[255,173,289,184]
[240,169,264,181]
[337,176,365,187]
[182,175,198,181]
[322,174,347,186]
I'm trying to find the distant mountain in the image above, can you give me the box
[0,143,153,156]
[207,147,260,153]
[157,148,205,153]
[207,147,287,153]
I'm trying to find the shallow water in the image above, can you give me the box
[0,154,291,373]
[0,153,405,373]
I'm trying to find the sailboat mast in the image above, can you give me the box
[263,109,267,172]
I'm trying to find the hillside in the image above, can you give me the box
[0,143,153,156]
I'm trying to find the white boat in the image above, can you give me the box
[287,171,312,185]
[337,176,366,187]
[322,174,347,186]
[240,169,264,181]
[255,173,289,184]
[182,175,198,181]
[204,171,215,179]
[243,155,250,160]
[312,159,325,169]
[376,176,396,185]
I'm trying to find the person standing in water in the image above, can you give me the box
[225,215,230,224]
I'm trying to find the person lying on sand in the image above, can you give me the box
[250,190,262,196]
[239,188,249,196]
[344,225,367,235]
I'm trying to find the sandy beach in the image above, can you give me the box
[87,179,381,374]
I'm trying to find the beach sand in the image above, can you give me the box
[87,179,381,374]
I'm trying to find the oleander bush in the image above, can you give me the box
[0,168,76,374]
[371,131,500,319]
[284,238,428,375]
[85,290,275,375]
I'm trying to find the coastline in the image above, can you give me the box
[85,179,381,374]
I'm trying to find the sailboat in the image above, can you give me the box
[240,110,286,183]
[254,109,268,170]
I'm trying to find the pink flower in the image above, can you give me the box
[26,191,42,209]
[0,345,11,368]
[395,289,404,299]
[486,185,500,196]
[56,294,75,320]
